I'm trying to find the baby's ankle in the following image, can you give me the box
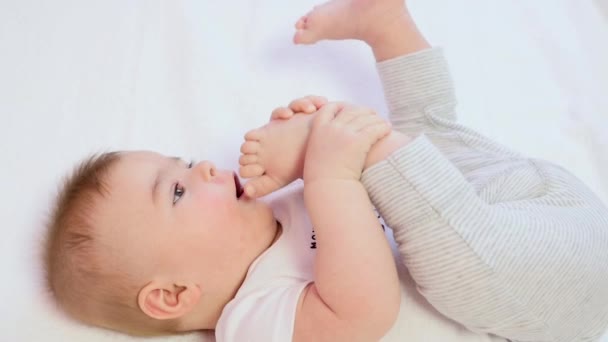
[368,14,430,61]
[365,11,413,48]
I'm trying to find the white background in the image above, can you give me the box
[1,0,606,341]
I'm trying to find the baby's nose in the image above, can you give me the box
[194,161,217,181]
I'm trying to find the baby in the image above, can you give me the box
[45,0,608,341]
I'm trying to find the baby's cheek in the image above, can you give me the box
[197,191,232,215]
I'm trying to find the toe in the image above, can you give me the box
[239,164,265,178]
[294,29,319,45]
[239,154,258,166]
[244,175,281,198]
[244,129,263,141]
[295,16,307,30]
[240,141,260,154]
[309,95,328,108]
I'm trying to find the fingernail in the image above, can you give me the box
[307,105,315,112]
[246,185,256,197]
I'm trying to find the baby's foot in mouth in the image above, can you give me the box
[238,114,313,198]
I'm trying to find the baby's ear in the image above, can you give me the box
[137,282,201,320]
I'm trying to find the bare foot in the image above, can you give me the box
[239,114,314,198]
[293,0,408,45]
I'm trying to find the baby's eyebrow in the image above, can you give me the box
[151,156,183,205]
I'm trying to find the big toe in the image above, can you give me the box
[295,16,307,30]
[244,175,281,198]
[294,29,321,45]
[239,164,265,178]
[293,12,325,45]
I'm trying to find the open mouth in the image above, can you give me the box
[233,172,244,199]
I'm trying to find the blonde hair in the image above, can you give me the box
[44,152,179,336]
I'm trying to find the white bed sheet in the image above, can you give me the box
[1,0,606,341]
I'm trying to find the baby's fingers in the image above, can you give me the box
[347,114,383,132]
[270,107,294,120]
[288,95,328,114]
[274,96,330,121]
[362,121,392,145]
[311,102,343,128]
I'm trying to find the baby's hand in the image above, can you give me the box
[304,103,391,183]
[269,95,328,121]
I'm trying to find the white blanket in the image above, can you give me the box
[1,0,606,341]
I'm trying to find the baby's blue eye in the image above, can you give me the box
[173,183,185,205]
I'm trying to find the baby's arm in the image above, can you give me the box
[294,103,401,342]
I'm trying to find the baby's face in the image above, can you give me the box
[96,151,279,291]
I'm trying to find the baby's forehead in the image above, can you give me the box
[113,151,166,173]
[121,150,167,163]
[94,151,162,228]
[119,150,191,167]
[105,151,164,193]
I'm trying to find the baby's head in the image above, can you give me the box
[44,151,279,335]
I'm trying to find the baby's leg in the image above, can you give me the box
[299,2,608,342]
[295,0,452,139]
[294,0,429,62]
